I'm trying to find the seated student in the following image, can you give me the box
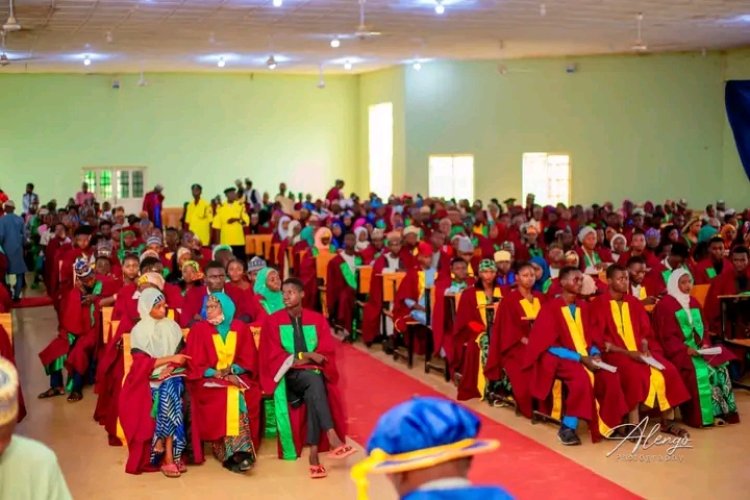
[298,227,336,310]
[57,226,95,295]
[326,233,362,338]
[576,226,613,275]
[225,258,259,323]
[593,265,690,436]
[0,358,72,500]
[38,258,119,403]
[361,231,404,346]
[354,227,374,265]
[530,256,552,294]
[179,260,204,296]
[94,271,167,445]
[259,278,352,478]
[493,250,516,290]
[626,256,661,308]
[694,237,733,285]
[524,266,628,445]
[185,293,261,473]
[277,220,301,280]
[351,397,510,500]
[212,245,235,271]
[617,230,660,269]
[138,256,184,321]
[431,258,471,367]
[246,257,267,290]
[393,242,437,334]
[644,242,691,295]
[180,261,246,327]
[453,260,502,401]
[653,269,739,427]
[704,245,750,333]
[485,262,544,418]
[119,289,193,476]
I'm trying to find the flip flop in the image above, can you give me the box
[160,463,181,478]
[66,391,83,403]
[309,465,327,479]
[328,444,356,460]
[37,388,65,399]
[175,460,188,473]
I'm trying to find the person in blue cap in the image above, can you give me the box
[351,396,513,500]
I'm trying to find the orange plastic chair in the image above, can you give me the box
[358,265,373,294]
[316,250,335,281]
[0,313,12,346]
[101,306,114,344]
[382,272,406,303]
[691,284,710,309]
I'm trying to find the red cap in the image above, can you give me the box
[417,241,434,257]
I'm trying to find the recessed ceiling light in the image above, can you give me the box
[267,55,277,69]
[413,61,422,71]
[344,60,353,70]
[330,37,341,48]
[273,0,283,7]
[434,1,445,15]
[83,55,91,66]
[217,57,226,68]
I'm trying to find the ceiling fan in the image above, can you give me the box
[353,0,381,39]
[0,31,8,66]
[3,0,21,32]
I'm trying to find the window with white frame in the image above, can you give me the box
[521,153,571,206]
[82,167,146,212]
[368,102,393,198]
[428,154,474,201]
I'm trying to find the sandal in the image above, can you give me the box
[659,421,689,438]
[66,391,83,403]
[175,460,187,473]
[38,388,66,399]
[160,463,181,478]
[713,417,727,427]
[309,465,328,479]
[329,444,356,460]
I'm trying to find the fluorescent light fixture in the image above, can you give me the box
[273,0,283,6]
[413,61,422,71]
[83,55,91,66]
[344,60,353,70]
[217,57,226,68]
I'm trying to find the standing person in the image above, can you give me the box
[259,278,352,477]
[351,397,509,500]
[143,185,165,229]
[325,179,345,204]
[184,184,212,247]
[212,187,249,261]
[0,357,73,499]
[21,183,39,216]
[244,179,260,209]
[75,182,95,207]
[0,201,27,301]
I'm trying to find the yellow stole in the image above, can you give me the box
[560,306,612,437]
[519,296,541,320]
[474,287,502,399]
[609,301,670,411]
[212,331,241,436]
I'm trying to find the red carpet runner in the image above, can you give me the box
[14,296,54,308]
[337,344,639,499]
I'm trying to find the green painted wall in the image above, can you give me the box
[0,73,358,205]
[2,51,749,208]
[402,52,749,207]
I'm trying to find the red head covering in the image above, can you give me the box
[417,241,434,257]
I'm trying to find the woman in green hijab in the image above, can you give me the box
[253,267,285,319]
[184,292,260,473]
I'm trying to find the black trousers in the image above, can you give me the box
[286,369,334,445]
[230,245,246,261]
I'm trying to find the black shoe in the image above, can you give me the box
[384,336,396,355]
[557,426,582,446]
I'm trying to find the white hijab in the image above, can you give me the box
[277,215,291,241]
[130,288,184,358]
[667,268,693,319]
[354,226,370,251]
[288,220,301,245]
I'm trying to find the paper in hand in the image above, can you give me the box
[640,355,665,371]
[592,359,618,373]
[697,346,722,356]
[274,355,295,383]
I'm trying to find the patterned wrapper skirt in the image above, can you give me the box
[212,411,256,463]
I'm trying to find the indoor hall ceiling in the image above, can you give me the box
[0,0,748,73]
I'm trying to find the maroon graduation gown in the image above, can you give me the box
[259,309,347,458]
[591,293,690,411]
[325,253,358,333]
[184,320,262,447]
[523,297,628,442]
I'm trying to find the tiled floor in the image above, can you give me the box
[10,303,750,499]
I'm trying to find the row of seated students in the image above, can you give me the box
[17,193,748,477]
